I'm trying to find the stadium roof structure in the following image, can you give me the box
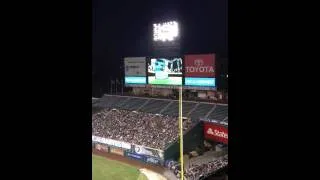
[92,94,228,126]
[92,97,100,104]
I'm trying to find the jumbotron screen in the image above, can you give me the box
[148,58,182,85]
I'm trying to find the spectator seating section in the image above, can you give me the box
[98,95,227,124]
[182,102,197,117]
[162,101,179,116]
[207,105,228,121]
[92,109,196,149]
[140,99,171,114]
[189,103,214,120]
[120,97,147,111]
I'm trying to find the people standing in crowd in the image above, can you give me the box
[92,108,197,150]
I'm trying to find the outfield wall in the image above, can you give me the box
[92,136,165,166]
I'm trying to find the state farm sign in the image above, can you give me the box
[204,122,228,144]
[185,54,215,77]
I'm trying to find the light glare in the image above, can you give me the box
[153,21,179,42]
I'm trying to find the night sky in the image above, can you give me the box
[92,0,228,95]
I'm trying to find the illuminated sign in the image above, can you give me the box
[153,21,179,42]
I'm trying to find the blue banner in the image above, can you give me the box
[126,152,146,162]
[145,156,163,166]
[185,77,215,87]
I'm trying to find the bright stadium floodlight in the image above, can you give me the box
[153,21,179,42]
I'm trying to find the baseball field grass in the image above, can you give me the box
[92,154,148,180]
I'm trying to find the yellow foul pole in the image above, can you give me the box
[179,85,184,180]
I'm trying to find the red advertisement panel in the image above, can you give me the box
[185,54,216,77]
[204,122,228,144]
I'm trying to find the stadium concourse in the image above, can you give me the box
[92,95,228,180]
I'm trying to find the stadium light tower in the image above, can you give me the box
[153,21,179,42]
[151,20,181,57]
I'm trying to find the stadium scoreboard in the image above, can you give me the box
[124,54,216,89]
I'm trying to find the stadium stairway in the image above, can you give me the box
[205,104,217,119]
[101,96,130,109]
[140,99,171,114]
[222,117,228,123]
[159,101,174,114]
[115,97,131,108]
[187,103,199,117]
[136,98,150,111]
[207,105,228,121]
[161,101,179,116]
[182,102,197,117]
[120,97,147,111]
[97,95,120,108]
[189,103,214,121]
[159,101,198,117]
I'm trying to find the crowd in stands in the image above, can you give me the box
[92,108,195,149]
[168,155,228,180]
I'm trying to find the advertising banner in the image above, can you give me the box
[125,76,146,84]
[95,143,109,153]
[185,54,215,77]
[110,147,124,156]
[124,57,146,76]
[185,77,216,87]
[183,86,216,90]
[125,152,146,162]
[145,156,164,166]
[204,122,228,144]
[131,145,164,160]
[125,84,146,88]
[92,136,131,149]
[148,57,182,85]
[149,85,182,89]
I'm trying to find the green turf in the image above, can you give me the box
[92,155,148,180]
[148,76,182,85]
